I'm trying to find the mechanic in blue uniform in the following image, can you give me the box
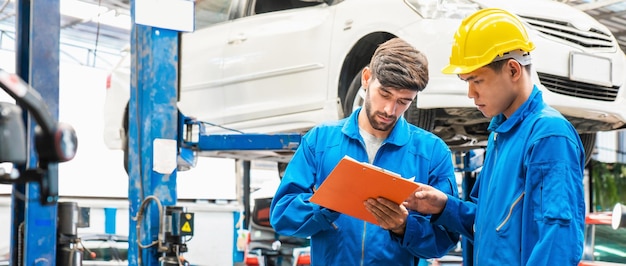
[404,8,586,266]
[269,37,459,265]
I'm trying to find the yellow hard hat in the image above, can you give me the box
[442,8,536,75]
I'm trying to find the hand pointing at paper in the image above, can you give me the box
[403,183,449,215]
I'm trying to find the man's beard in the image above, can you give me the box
[364,98,397,132]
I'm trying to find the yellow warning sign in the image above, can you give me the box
[182,222,192,232]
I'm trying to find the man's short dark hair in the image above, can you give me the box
[485,58,532,73]
[368,38,429,92]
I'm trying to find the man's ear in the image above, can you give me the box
[361,67,371,88]
[508,59,522,80]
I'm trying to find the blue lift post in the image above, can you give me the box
[126,1,304,264]
[11,0,61,264]
[127,0,180,265]
[453,150,483,266]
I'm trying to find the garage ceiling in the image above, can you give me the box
[0,0,132,69]
[0,0,624,70]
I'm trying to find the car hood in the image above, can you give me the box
[474,0,612,35]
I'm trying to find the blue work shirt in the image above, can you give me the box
[270,107,460,266]
[434,86,586,265]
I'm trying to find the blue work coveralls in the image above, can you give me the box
[434,87,586,265]
[270,108,460,266]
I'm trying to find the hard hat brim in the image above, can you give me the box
[441,64,479,75]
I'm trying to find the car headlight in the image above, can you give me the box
[406,0,480,19]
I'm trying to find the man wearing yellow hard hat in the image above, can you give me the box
[404,8,586,266]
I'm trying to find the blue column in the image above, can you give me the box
[127,1,180,265]
[105,208,117,235]
[461,151,479,266]
[233,211,244,264]
[11,0,60,264]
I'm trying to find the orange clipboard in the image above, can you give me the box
[309,155,419,225]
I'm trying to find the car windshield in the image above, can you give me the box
[591,224,626,263]
[405,0,480,19]
[194,0,233,30]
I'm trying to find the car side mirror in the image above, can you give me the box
[612,203,626,230]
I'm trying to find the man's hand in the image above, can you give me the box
[364,197,408,235]
[402,183,448,215]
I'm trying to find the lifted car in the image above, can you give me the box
[104,0,626,165]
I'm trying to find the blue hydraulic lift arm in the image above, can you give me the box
[179,117,302,152]
[178,116,302,236]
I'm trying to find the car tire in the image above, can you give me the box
[343,69,365,117]
[122,104,129,174]
[579,132,596,166]
[404,103,436,132]
[277,162,287,179]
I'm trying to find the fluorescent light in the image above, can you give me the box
[60,0,108,20]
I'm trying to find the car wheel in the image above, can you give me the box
[277,162,287,179]
[404,103,436,132]
[579,132,595,166]
[343,70,365,117]
[122,104,129,174]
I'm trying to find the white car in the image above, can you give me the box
[103,0,626,164]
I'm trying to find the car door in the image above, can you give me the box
[217,0,334,127]
[177,0,239,122]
